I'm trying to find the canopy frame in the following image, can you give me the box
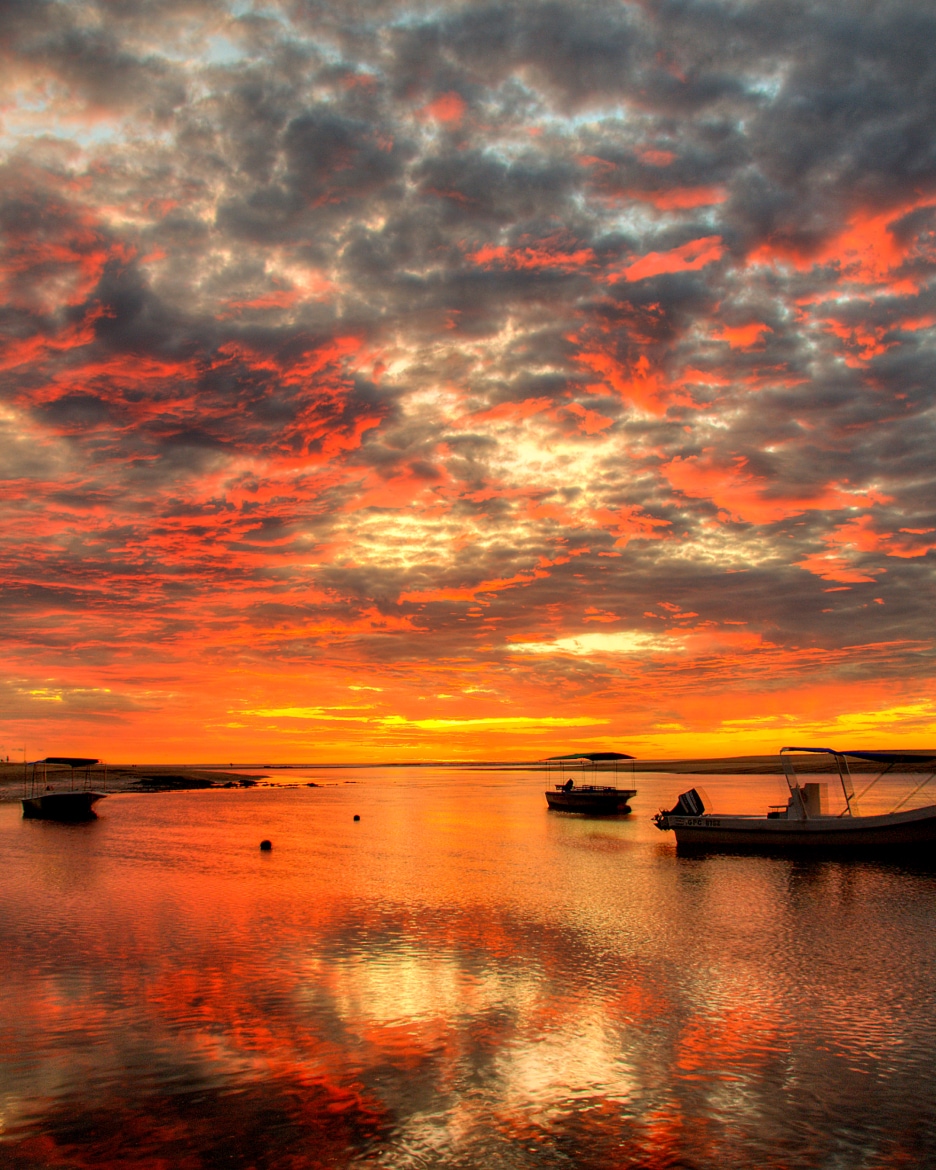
[780,747,936,818]
[543,751,635,786]
[23,757,105,800]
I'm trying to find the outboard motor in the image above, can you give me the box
[653,788,708,829]
[667,788,706,817]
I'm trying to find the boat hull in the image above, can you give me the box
[22,792,106,821]
[663,803,936,852]
[545,788,636,815]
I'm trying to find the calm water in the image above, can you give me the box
[2,768,936,1169]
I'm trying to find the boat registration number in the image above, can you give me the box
[676,817,721,828]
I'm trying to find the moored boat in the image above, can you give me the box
[544,751,637,815]
[21,757,107,821]
[653,747,936,851]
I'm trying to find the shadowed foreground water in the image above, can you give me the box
[2,768,936,1168]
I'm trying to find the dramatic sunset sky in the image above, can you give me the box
[2,0,935,762]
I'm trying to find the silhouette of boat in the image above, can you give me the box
[544,751,637,814]
[22,757,107,821]
[653,746,936,850]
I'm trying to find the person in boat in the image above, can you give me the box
[562,778,574,792]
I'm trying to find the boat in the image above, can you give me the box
[22,757,107,821]
[653,746,936,851]
[544,751,637,814]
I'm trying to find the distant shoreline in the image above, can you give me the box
[2,752,922,803]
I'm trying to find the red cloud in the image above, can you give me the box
[589,505,672,547]
[713,322,771,350]
[611,236,724,283]
[468,236,596,271]
[822,515,936,562]
[626,187,728,210]
[576,351,693,416]
[399,568,549,605]
[0,204,134,313]
[793,552,884,584]
[750,198,936,295]
[663,453,888,525]
[636,149,676,167]
[466,397,554,425]
[419,91,467,124]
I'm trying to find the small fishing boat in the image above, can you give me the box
[22,757,107,821]
[544,751,637,814]
[653,746,936,851]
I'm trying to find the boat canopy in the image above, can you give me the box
[544,751,634,761]
[781,747,936,764]
[41,757,99,767]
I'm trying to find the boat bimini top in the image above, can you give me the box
[40,757,99,767]
[543,752,635,761]
[780,746,936,818]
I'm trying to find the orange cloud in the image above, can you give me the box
[577,351,690,415]
[628,187,728,210]
[793,552,883,584]
[774,511,936,585]
[468,237,596,271]
[636,148,676,166]
[0,207,134,313]
[562,401,614,434]
[820,319,894,365]
[663,453,887,524]
[750,198,936,294]
[815,515,936,563]
[419,91,467,124]
[466,397,554,425]
[590,505,671,547]
[713,322,771,349]
[398,568,549,605]
[612,236,724,283]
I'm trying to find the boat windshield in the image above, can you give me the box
[780,747,936,816]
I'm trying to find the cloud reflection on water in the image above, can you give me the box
[2,774,936,1167]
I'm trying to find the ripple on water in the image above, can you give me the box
[2,772,936,1167]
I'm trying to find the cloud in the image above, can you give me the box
[509,631,671,657]
[613,237,725,284]
[1,0,935,760]
[379,715,609,730]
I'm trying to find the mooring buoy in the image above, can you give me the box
[353,814,360,822]
[259,839,272,851]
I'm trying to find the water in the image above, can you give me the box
[2,768,936,1168]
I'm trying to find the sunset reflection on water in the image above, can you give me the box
[2,768,936,1168]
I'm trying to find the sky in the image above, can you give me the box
[1,0,935,763]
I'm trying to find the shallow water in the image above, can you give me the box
[2,768,936,1168]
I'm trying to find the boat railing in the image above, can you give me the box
[552,783,632,793]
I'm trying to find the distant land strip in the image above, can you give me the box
[3,754,934,803]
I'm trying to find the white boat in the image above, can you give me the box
[653,747,936,851]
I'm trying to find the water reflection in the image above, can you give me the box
[1,770,936,1167]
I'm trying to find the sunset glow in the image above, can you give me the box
[2,0,935,762]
